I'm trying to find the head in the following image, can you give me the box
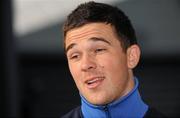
[63,1,141,105]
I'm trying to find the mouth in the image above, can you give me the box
[85,77,105,89]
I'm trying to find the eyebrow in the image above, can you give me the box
[89,37,111,45]
[65,37,111,54]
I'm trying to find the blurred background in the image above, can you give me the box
[1,0,180,117]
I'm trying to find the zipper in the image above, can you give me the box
[103,106,111,118]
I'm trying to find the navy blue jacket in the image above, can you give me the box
[61,106,166,118]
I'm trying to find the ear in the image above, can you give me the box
[127,45,141,69]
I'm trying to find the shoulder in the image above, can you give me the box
[61,106,82,118]
[144,107,167,118]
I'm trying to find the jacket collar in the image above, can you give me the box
[80,77,148,118]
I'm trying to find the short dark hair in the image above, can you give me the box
[63,1,137,51]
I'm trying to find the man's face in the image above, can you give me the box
[65,23,135,105]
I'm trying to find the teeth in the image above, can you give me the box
[87,78,103,84]
[88,78,98,84]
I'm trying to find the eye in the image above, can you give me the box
[95,48,106,53]
[68,53,80,60]
[70,54,79,59]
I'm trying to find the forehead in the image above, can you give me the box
[65,23,117,45]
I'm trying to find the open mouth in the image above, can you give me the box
[85,77,105,89]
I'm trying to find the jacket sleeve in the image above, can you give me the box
[61,106,83,118]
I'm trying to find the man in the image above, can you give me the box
[62,1,165,118]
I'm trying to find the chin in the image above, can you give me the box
[87,96,111,106]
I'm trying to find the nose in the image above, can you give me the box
[81,54,97,72]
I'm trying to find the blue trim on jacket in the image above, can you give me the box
[80,77,148,118]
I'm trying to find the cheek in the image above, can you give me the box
[69,63,79,81]
[101,54,128,79]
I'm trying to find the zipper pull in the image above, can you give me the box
[103,105,111,118]
[103,106,108,111]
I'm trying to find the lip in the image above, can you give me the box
[85,76,105,89]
